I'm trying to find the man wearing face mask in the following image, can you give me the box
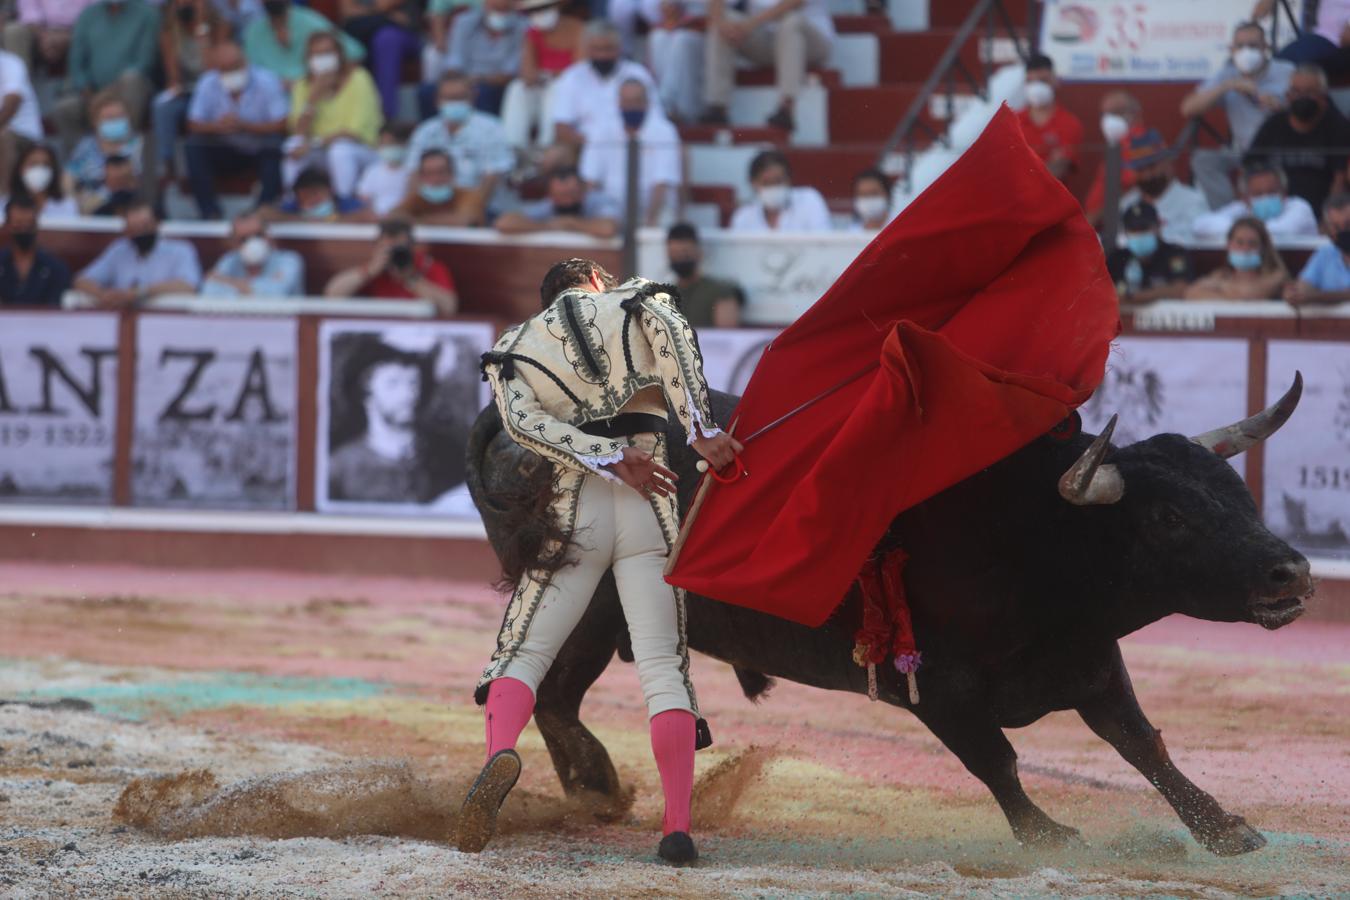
[52,0,158,156]
[549,20,659,146]
[391,148,485,226]
[665,221,742,327]
[1117,130,1209,245]
[203,210,305,297]
[1015,53,1083,184]
[1181,21,1294,209]
[242,0,364,84]
[74,202,201,308]
[0,196,71,307]
[1104,201,1193,303]
[324,216,458,315]
[1284,191,1350,305]
[407,70,514,214]
[578,78,681,227]
[1084,90,1144,222]
[1193,161,1319,239]
[1245,64,1350,215]
[729,149,830,232]
[429,0,525,116]
[495,166,621,237]
[276,165,370,221]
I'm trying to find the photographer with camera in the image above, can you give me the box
[323,215,459,315]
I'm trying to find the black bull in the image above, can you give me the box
[466,381,1313,856]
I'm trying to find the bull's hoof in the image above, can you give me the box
[1017,819,1085,850]
[657,831,699,865]
[1197,818,1267,856]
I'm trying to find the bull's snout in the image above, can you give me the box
[1249,556,1313,630]
[1266,558,1312,593]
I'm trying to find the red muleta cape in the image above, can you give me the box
[666,105,1119,627]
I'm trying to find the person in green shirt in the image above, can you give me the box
[666,222,744,328]
[242,0,364,85]
[52,0,161,155]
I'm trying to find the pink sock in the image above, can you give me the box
[650,710,696,835]
[484,677,535,761]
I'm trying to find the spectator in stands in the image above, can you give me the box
[1245,64,1350,216]
[3,0,94,74]
[211,0,263,37]
[1181,21,1294,210]
[1105,202,1193,303]
[285,31,382,199]
[703,0,832,131]
[53,0,159,156]
[8,144,79,219]
[641,0,706,124]
[578,78,681,226]
[550,20,658,146]
[1193,162,1319,239]
[337,0,421,122]
[91,155,141,216]
[203,209,305,296]
[1284,191,1350,305]
[408,71,515,214]
[185,42,289,218]
[74,202,202,307]
[0,196,72,306]
[357,122,413,215]
[276,165,370,220]
[494,165,619,236]
[1015,53,1082,185]
[1256,0,1350,78]
[849,168,891,232]
[499,0,583,146]
[0,47,44,194]
[324,215,458,314]
[730,149,830,232]
[243,0,364,85]
[426,0,525,117]
[1084,90,1144,222]
[666,221,741,327]
[392,148,485,225]
[67,95,144,213]
[1117,129,1208,245]
[153,0,232,179]
[1184,216,1287,300]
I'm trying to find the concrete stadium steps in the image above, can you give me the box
[929,0,1031,29]
[678,124,787,144]
[782,147,884,198]
[729,84,830,145]
[827,85,921,145]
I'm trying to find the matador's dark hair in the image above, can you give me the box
[538,257,617,308]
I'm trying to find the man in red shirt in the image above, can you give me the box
[1016,53,1084,185]
[323,217,459,316]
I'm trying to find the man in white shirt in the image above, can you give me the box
[579,79,681,226]
[407,70,515,212]
[549,20,659,146]
[1192,162,1319,240]
[0,48,43,194]
[1117,129,1209,245]
[729,148,831,232]
[704,0,834,131]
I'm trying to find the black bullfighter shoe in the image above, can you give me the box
[657,831,698,865]
[455,749,521,853]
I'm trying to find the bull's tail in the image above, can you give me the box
[734,667,776,703]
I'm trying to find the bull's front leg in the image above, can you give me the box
[1075,644,1266,856]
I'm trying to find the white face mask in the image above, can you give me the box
[308,52,339,76]
[758,184,790,211]
[220,68,249,93]
[485,10,511,29]
[21,165,53,194]
[1024,80,1054,108]
[529,7,559,29]
[239,235,270,267]
[1233,46,1266,75]
[854,195,889,223]
[1100,112,1129,142]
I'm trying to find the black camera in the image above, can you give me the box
[389,244,414,270]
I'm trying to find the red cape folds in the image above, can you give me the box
[666,106,1119,627]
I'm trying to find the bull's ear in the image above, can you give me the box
[1059,415,1125,506]
[1191,372,1302,459]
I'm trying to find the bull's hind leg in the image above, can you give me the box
[533,572,633,821]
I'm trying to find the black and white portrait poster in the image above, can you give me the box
[132,315,297,509]
[697,327,778,396]
[316,320,493,518]
[1263,341,1350,561]
[1080,337,1249,471]
[0,312,119,504]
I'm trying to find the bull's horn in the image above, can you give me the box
[1190,372,1303,460]
[1059,414,1125,506]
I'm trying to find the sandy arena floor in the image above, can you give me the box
[0,561,1346,898]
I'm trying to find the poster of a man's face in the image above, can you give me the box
[316,320,494,517]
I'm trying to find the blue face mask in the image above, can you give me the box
[621,108,646,130]
[98,117,131,142]
[1250,193,1283,220]
[418,183,454,204]
[1228,249,1263,271]
[305,199,335,219]
[1125,231,1158,258]
[439,100,472,124]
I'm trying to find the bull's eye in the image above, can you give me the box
[1152,504,1186,531]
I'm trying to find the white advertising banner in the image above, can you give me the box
[697,327,779,397]
[317,319,494,518]
[1079,337,1250,469]
[132,315,297,510]
[0,312,119,504]
[1039,0,1296,82]
[1263,341,1350,561]
[637,230,868,325]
